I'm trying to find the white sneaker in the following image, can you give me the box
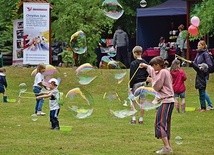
[37,111,46,116]
[207,106,214,110]
[156,147,173,154]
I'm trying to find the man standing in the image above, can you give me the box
[113,26,129,68]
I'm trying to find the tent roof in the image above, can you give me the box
[137,0,186,17]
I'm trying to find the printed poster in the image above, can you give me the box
[23,3,50,65]
[13,19,24,65]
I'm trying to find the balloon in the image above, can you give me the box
[188,25,198,36]
[190,16,200,27]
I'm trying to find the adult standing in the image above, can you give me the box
[193,40,213,111]
[176,24,187,66]
[112,26,129,68]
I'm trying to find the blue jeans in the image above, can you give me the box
[205,92,213,107]
[33,86,44,113]
[205,80,213,107]
[199,89,206,109]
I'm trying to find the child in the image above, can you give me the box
[0,68,8,102]
[129,46,148,124]
[170,59,187,113]
[33,63,46,115]
[158,37,169,60]
[139,56,174,154]
[36,78,60,130]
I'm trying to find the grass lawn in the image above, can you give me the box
[0,66,214,155]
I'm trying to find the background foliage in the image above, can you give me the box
[191,0,214,37]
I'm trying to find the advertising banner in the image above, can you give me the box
[23,3,50,65]
[13,19,24,65]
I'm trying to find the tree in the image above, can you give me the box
[0,0,168,65]
[113,0,167,34]
[50,0,114,65]
[191,0,214,38]
[0,0,21,52]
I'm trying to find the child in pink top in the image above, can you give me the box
[170,59,187,113]
[140,56,174,154]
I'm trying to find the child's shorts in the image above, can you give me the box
[0,84,5,93]
[174,92,185,99]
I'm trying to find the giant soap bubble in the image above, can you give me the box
[66,87,94,119]
[134,86,162,110]
[75,63,97,85]
[102,0,124,20]
[70,30,87,54]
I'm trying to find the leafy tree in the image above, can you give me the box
[191,0,214,38]
[114,0,167,34]
[0,0,21,52]
[50,0,114,65]
[57,48,74,67]
[0,0,168,65]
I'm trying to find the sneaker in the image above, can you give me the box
[129,120,136,124]
[200,109,206,112]
[207,106,214,110]
[37,111,46,116]
[54,127,60,130]
[156,147,173,154]
[138,121,143,124]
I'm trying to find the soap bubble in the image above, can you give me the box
[66,87,93,119]
[70,30,87,54]
[19,83,27,93]
[107,46,117,57]
[102,0,124,20]
[75,63,97,85]
[31,114,38,121]
[134,86,162,110]
[140,0,147,8]
[175,136,183,145]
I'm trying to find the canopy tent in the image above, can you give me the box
[136,0,187,50]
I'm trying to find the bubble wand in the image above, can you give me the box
[175,54,191,63]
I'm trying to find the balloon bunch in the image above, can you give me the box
[188,16,200,36]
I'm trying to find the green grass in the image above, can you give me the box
[0,66,214,155]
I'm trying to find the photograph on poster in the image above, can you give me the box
[16,49,23,58]
[16,30,23,39]
[23,33,49,51]
[17,21,23,29]
[16,40,23,48]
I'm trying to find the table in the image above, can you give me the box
[142,48,176,65]
[142,48,214,64]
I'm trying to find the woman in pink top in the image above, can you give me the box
[140,56,174,154]
[170,59,187,113]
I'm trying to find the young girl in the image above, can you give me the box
[33,63,46,115]
[170,59,187,113]
[36,78,60,130]
[140,56,174,154]
[158,37,169,60]
[0,68,8,102]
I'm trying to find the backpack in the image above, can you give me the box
[203,51,214,73]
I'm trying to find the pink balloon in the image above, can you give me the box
[190,16,200,27]
[188,25,198,36]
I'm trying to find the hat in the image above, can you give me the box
[48,78,59,86]
[198,63,208,69]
